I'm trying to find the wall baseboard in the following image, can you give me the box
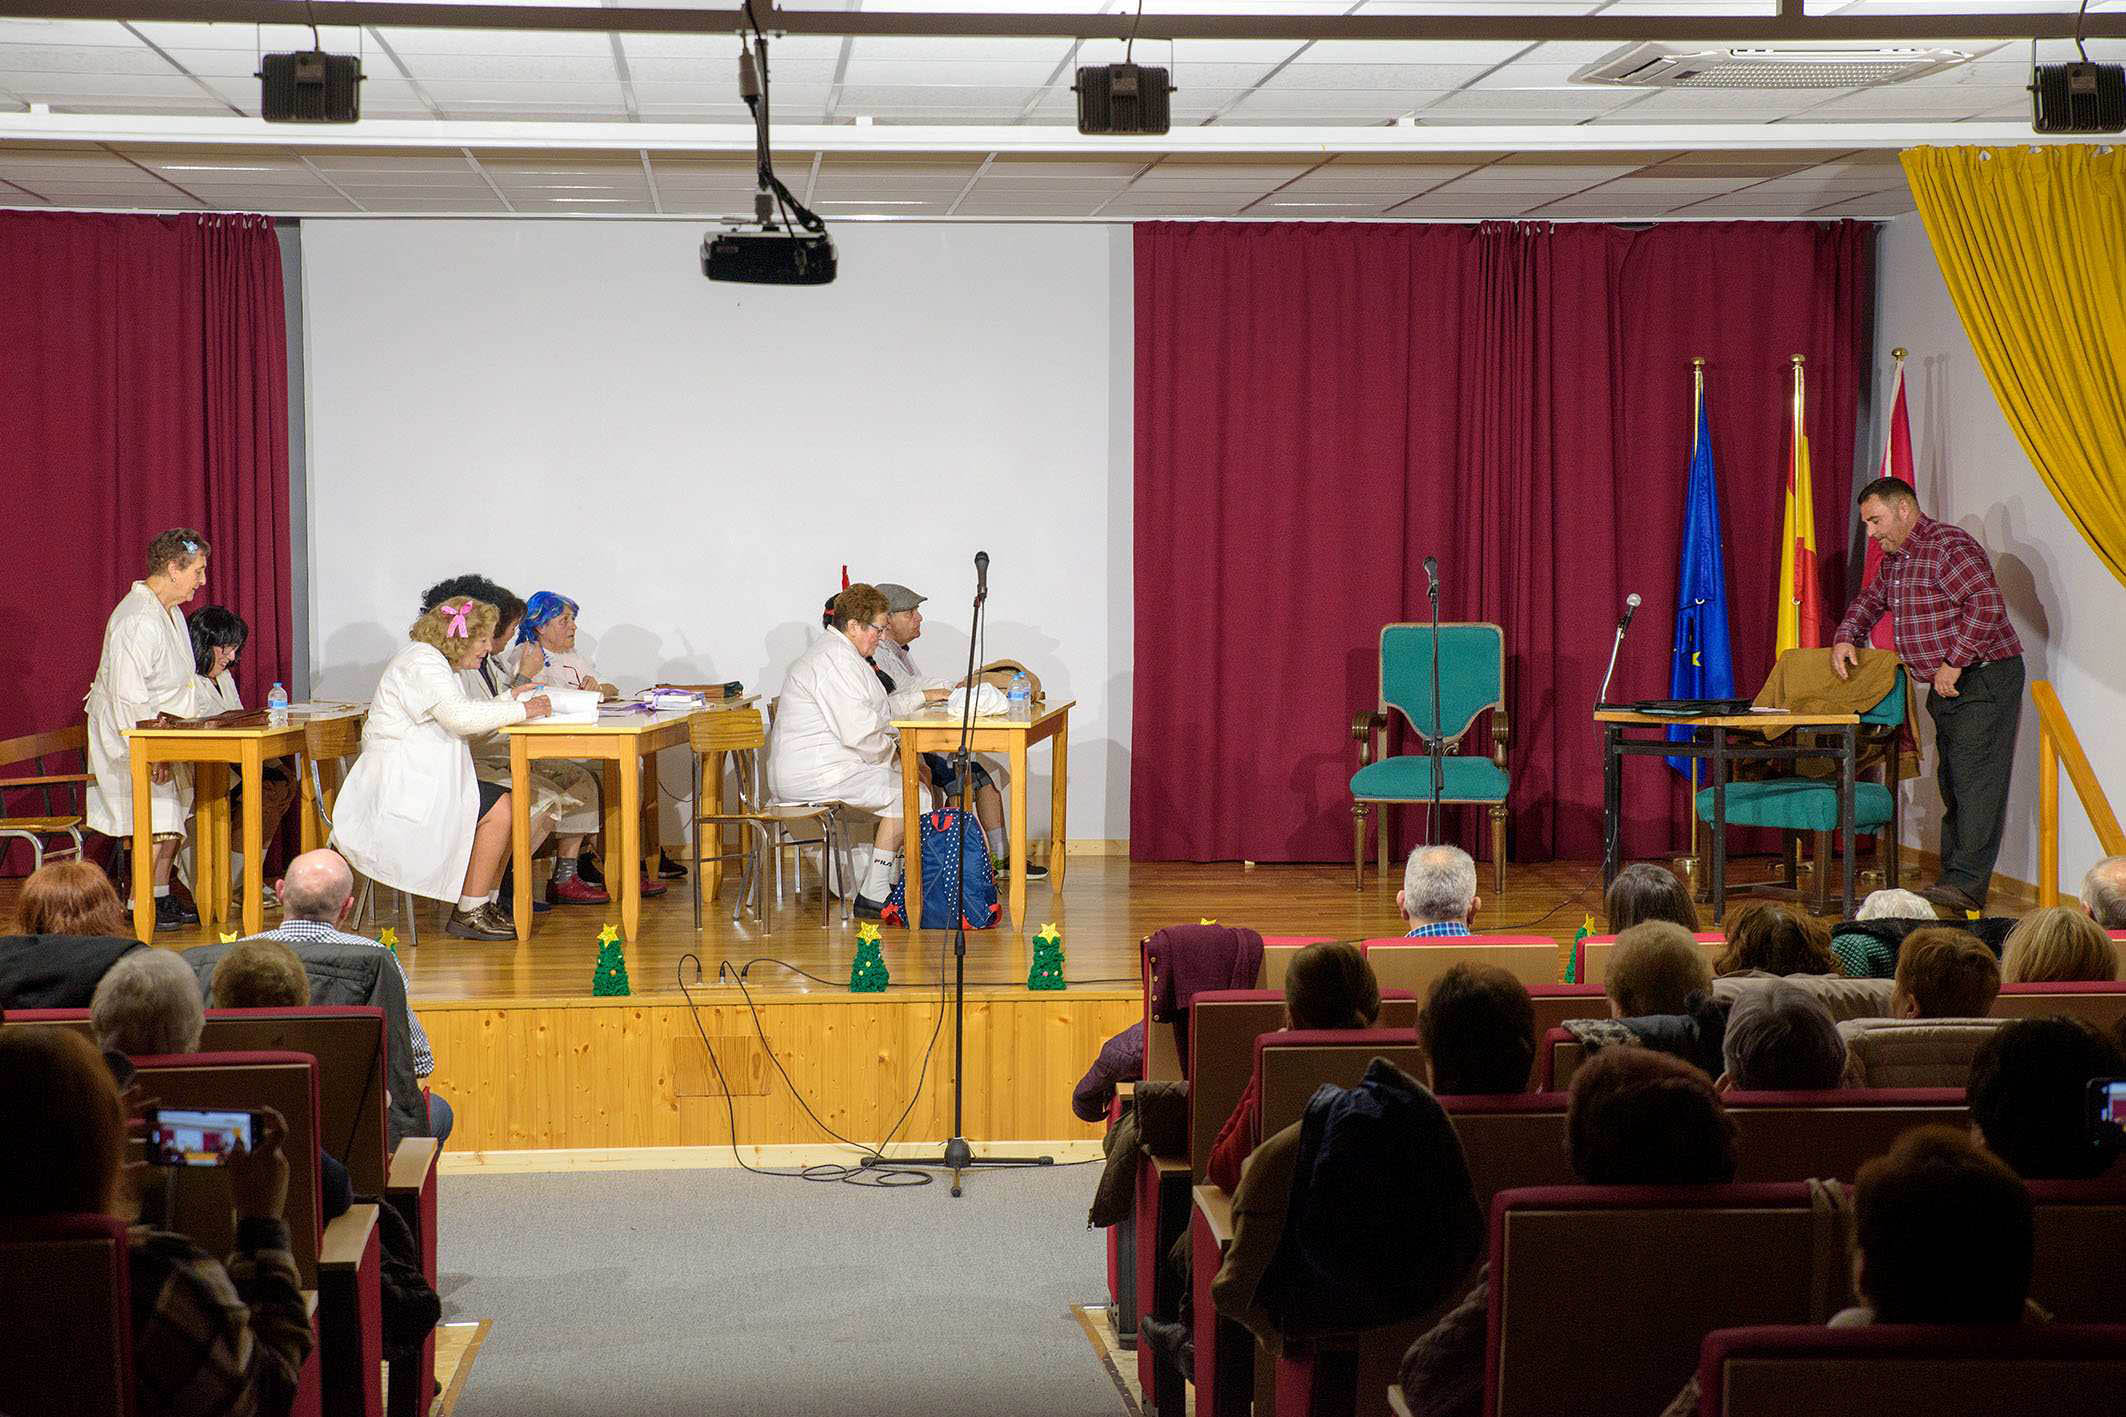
[440,1139,1103,1176]
[1064,838,1130,856]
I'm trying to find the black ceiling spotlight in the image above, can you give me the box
[2031,2,2125,133]
[258,5,362,123]
[1076,0,1173,135]
[704,1,836,285]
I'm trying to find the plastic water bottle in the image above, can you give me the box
[1006,672,1032,722]
[266,681,289,724]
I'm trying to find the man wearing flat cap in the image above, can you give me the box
[873,582,1046,882]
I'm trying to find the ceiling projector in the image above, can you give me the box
[700,226,838,286]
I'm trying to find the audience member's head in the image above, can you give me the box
[18,860,131,939]
[1892,928,2002,1018]
[1604,862,1700,934]
[1719,981,1846,1091]
[0,1026,125,1219]
[1852,1126,2033,1324]
[1715,903,1840,978]
[1282,940,1381,1030]
[1856,887,1936,921]
[1419,963,1535,1095]
[1565,1047,1738,1186]
[2001,906,2120,984]
[421,573,525,644]
[277,848,357,925]
[1605,921,1713,1019]
[2081,856,2126,931]
[1399,844,1479,928]
[91,948,204,1057]
[1968,1016,2126,1181]
[210,939,311,1009]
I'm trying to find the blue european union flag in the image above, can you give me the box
[1668,396,1736,775]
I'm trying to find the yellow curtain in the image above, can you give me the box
[1901,145,2126,590]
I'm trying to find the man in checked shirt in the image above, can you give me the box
[1831,477,2025,916]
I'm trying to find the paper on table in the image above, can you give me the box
[536,687,602,724]
[1748,706,1793,713]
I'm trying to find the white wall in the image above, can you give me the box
[1876,212,2126,897]
[301,219,1134,841]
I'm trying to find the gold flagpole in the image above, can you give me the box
[1676,358,1706,896]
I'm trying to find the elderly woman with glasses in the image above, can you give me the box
[768,584,907,918]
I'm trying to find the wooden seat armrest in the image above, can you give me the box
[1352,712,1386,764]
[0,772,92,788]
[302,1290,320,1320]
[1388,1383,1414,1417]
[1193,1185,1235,1251]
[319,1204,379,1271]
[387,1137,440,1194]
[1115,1082,1135,1104]
[1490,705,1511,766]
[1147,1150,1190,1174]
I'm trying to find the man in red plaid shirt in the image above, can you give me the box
[1831,478,2024,915]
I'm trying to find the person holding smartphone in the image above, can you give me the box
[0,1026,313,1417]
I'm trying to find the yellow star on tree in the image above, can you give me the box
[855,921,882,945]
[218,929,240,944]
[1036,922,1061,942]
[377,927,399,950]
[597,923,622,947]
[1199,917,1218,926]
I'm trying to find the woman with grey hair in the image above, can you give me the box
[1717,980,1846,1092]
[1829,887,1941,979]
[91,947,204,1059]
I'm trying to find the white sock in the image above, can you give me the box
[486,889,499,904]
[985,826,1006,857]
[861,853,896,899]
[154,884,171,899]
[457,894,485,912]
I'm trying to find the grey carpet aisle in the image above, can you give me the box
[439,1162,1122,1416]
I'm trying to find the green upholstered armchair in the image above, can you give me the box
[1693,665,1906,911]
[1350,622,1511,892]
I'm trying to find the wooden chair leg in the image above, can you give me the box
[1352,803,1368,890]
[1812,829,1834,914]
[1783,833,1801,890]
[1377,803,1391,878]
[1489,804,1507,896]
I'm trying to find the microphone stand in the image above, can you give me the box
[865,555,1052,1196]
[1427,571,1445,845]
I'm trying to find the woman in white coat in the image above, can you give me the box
[84,529,211,931]
[331,596,553,941]
[187,606,298,897]
[768,584,905,917]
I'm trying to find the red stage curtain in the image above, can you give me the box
[0,213,290,867]
[1132,219,1873,865]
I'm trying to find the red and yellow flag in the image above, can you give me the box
[1775,356,1822,656]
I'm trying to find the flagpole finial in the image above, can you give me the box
[1891,346,1908,361]
[1791,353,1806,367]
[1692,356,1706,367]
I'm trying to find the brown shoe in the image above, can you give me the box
[1920,881,1983,917]
[447,903,515,941]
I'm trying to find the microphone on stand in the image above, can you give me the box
[1596,592,1642,710]
[1423,555,1440,600]
[974,550,989,605]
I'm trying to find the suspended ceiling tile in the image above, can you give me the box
[368,28,619,59]
[624,31,844,64]
[850,36,1078,65]
[1262,62,1497,89]
[628,56,837,85]
[839,58,1066,87]
[0,19,148,46]
[396,54,624,84]
[0,44,186,77]
[949,195,1108,217]
[130,21,355,53]
[304,149,483,174]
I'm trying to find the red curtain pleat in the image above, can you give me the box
[0,211,290,868]
[1131,219,1873,865]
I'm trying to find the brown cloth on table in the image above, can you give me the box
[1747,646,1921,781]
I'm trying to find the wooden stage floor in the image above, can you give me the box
[4,854,1962,1155]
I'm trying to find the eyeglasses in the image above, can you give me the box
[863,621,889,632]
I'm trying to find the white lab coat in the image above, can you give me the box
[194,671,243,714]
[874,635,949,719]
[331,642,525,901]
[456,654,600,835]
[768,631,903,816]
[84,582,201,837]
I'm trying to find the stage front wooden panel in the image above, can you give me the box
[419,988,1137,1153]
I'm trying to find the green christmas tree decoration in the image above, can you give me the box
[592,924,632,997]
[1027,922,1067,991]
[850,922,890,993]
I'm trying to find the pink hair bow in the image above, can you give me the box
[443,601,472,638]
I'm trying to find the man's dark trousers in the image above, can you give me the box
[1925,655,2023,904]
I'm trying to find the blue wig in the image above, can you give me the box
[517,591,580,645]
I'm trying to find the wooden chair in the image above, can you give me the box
[303,715,420,944]
[0,723,90,871]
[1698,1323,2126,1415]
[1363,937,1563,991]
[1351,622,1511,893]
[689,706,846,927]
[0,1213,135,1417]
[757,698,856,923]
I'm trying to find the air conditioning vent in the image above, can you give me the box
[1574,42,1970,90]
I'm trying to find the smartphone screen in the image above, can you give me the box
[2091,1079,2126,1139]
[146,1108,257,1167]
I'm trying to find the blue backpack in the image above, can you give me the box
[879,808,1000,930]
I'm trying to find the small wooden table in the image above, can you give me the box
[504,708,702,945]
[1595,708,1861,919]
[125,706,361,941]
[892,700,1071,932]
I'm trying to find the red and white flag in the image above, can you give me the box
[1863,359,1914,649]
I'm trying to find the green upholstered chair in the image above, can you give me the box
[1350,622,1511,892]
[1693,665,1906,911]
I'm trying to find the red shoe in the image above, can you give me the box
[546,874,611,906]
[638,874,669,898]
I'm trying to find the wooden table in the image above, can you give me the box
[504,708,701,945]
[1595,708,1861,919]
[893,700,1071,932]
[125,707,360,941]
